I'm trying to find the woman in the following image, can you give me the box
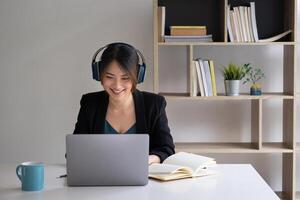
[73,42,175,164]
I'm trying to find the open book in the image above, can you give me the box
[149,152,217,181]
[258,30,292,42]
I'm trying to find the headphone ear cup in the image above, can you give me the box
[137,64,146,84]
[92,61,102,81]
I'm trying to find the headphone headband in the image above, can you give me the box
[91,42,146,67]
[91,42,146,83]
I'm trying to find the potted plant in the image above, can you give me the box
[222,62,246,96]
[242,63,265,95]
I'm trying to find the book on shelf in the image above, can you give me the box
[193,60,205,97]
[203,60,214,96]
[229,11,237,42]
[164,35,213,43]
[231,10,241,42]
[192,59,217,97]
[149,152,217,181]
[258,30,292,42]
[243,7,251,42]
[209,60,217,96]
[249,2,259,42]
[157,6,166,42]
[239,6,248,42]
[197,59,208,96]
[227,2,292,43]
[233,7,244,42]
[247,7,255,42]
[226,5,234,42]
[227,3,254,42]
[192,61,198,97]
[171,26,206,29]
[170,26,207,36]
[228,5,251,42]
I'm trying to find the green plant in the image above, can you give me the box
[242,63,265,88]
[222,62,246,80]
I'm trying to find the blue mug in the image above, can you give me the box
[16,162,44,191]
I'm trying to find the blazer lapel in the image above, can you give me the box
[93,91,109,133]
[133,90,147,133]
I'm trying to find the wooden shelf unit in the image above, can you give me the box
[158,42,296,46]
[153,0,297,199]
[175,142,294,153]
[160,92,294,100]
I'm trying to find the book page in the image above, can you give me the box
[149,165,218,181]
[149,163,192,175]
[163,152,216,172]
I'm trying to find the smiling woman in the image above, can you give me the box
[73,43,175,164]
[102,60,136,135]
[102,61,135,100]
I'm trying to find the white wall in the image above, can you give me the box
[0,0,299,191]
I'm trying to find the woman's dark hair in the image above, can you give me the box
[100,43,139,92]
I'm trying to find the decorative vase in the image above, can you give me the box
[250,86,262,95]
[249,83,262,95]
[224,80,240,96]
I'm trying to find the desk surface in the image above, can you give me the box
[0,164,279,200]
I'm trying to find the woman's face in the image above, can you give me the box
[101,60,133,101]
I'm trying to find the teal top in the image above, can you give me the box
[104,120,136,134]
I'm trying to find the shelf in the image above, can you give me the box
[155,0,297,198]
[160,93,294,100]
[175,142,293,153]
[158,42,296,46]
[261,143,293,153]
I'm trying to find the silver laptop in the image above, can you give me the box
[66,134,149,186]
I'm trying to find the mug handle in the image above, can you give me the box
[16,165,22,181]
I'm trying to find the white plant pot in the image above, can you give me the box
[224,80,240,96]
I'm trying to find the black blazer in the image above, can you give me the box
[73,90,175,162]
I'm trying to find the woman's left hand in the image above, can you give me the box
[148,155,161,165]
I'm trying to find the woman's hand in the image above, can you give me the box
[148,155,161,165]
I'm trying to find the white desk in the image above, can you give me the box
[0,164,279,200]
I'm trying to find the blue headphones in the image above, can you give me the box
[91,42,146,84]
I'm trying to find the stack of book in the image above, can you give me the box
[227,2,291,42]
[170,26,207,36]
[165,26,213,42]
[192,59,217,97]
[164,35,213,42]
[157,6,213,43]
